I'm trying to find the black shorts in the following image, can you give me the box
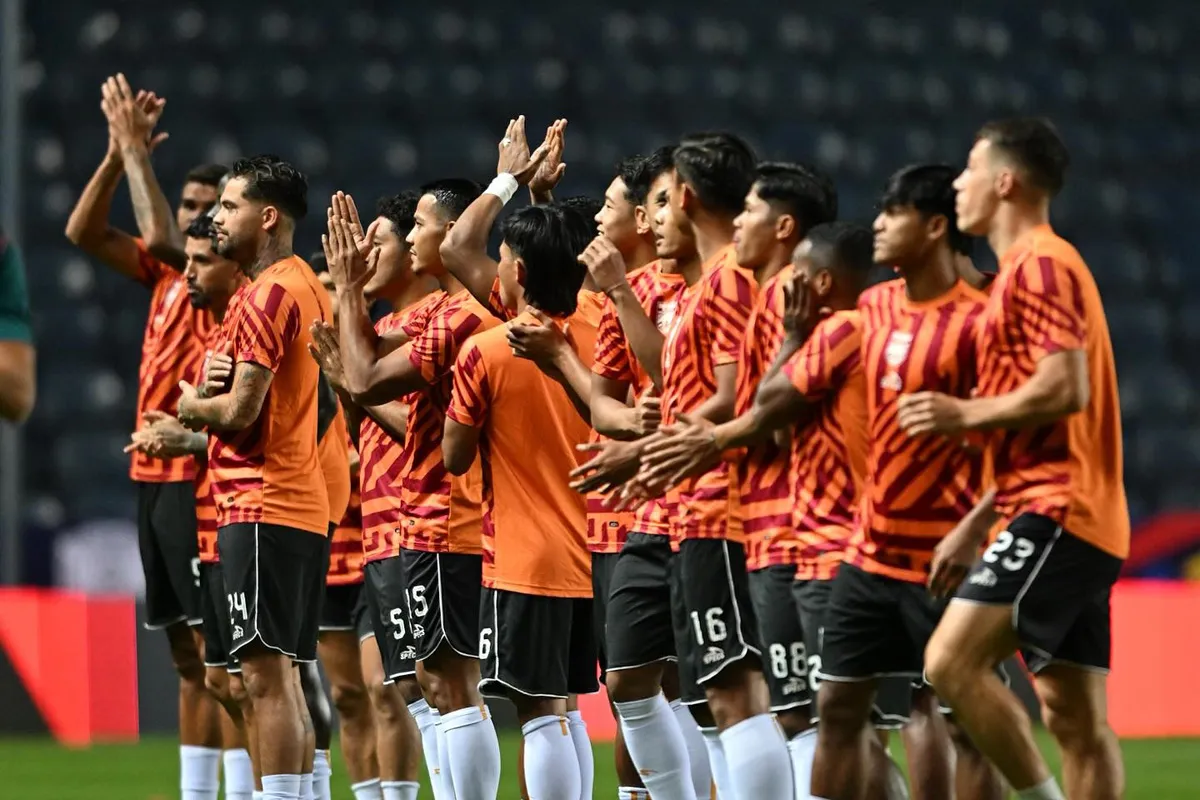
[363,557,418,681]
[401,550,482,662]
[606,533,678,673]
[749,565,813,713]
[320,582,372,642]
[956,512,1124,673]
[591,551,621,681]
[200,561,238,673]
[217,522,327,663]
[137,481,201,629]
[820,562,944,683]
[792,576,912,728]
[673,538,763,705]
[479,588,599,700]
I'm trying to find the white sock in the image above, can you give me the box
[407,699,444,800]
[700,727,734,800]
[298,773,314,800]
[1017,777,1066,800]
[614,695,693,800]
[350,778,384,800]
[252,793,264,800]
[720,714,794,800]
[523,714,582,800]
[442,704,502,800]
[670,699,714,800]
[380,781,419,800]
[312,751,332,800]
[566,710,595,800]
[223,748,255,800]
[618,789,651,800]
[788,728,818,799]
[432,709,454,800]
[261,774,301,800]
[182,745,222,800]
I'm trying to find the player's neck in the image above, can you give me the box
[434,270,467,297]
[379,278,431,312]
[626,240,658,272]
[955,255,989,290]
[210,299,230,324]
[987,201,1051,263]
[753,255,788,288]
[691,215,735,265]
[903,249,959,302]
[676,254,704,286]
[245,236,292,280]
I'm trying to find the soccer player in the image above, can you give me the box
[314,192,447,800]
[177,155,332,800]
[127,214,253,800]
[442,198,598,800]
[0,228,34,422]
[913,118,1127,800]
[331,179,504,800]
[780,164,990,800]
[64,73,227,798]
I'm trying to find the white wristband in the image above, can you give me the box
[485,173,520,206]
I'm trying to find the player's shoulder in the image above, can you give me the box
[1007,225,1089,279]
[857,279,902,311]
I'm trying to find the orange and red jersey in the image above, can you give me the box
[850,278,989,583]
[976,224,1129,559]
[360,292,445,563]
[319,406,352,528]
[391,289,498,556]
[132,239,215,483]
[327,429,363,585]
[660,245,756,546]
[446,306,596,598]
[735,267,796,571]
[782,310,869,581]
[591,263,688,540]
[209,256,333,535]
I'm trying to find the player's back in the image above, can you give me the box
[464,309,593,598]
[854,278,988,582]
[212,255,332,535]
[319,405,352,527]
[977,224,1129,559]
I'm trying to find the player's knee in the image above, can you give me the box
[395,676,424,705]
[330,679,370,722]
[169,635,206,684]
[228,673,249,706]
[776,708,812,739]
[367,681,402,720]
[924,638,969,702]
[205,666,232,704]
[606,666,658,703]
[1041,694,1106,749]
[816,685,868,741]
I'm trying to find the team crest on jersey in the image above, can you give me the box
[655,300,678,333]
[881,330,912,391]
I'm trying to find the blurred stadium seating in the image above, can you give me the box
[17,1,1199,527]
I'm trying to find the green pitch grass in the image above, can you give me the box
[6,731,1200,798]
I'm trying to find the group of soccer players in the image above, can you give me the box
[65,71,1128,800]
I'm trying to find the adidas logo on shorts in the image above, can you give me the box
[968,567,998,588]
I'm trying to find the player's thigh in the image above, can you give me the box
[362,558,418,682]
[402,550,482,665]
[590,551,620,683]
[749,565,812,715]
[200,562,238,673]
[479,588,574,701]
[1034,661,1111,737]
[567,597,601,698]
[820,563,923,681]
[606,533,677,673]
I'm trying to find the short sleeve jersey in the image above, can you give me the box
[360,292,445,563]
[735,268,798,571]
[660,245,757,545]
[591,263,687,539]
[851,279,989,583]
[393,290,499,555]
[976,224,1129,559]
[446,308,593,598]
[781,310,869,581]
[209,256,333,535]
[319,406,352,527]
[132,239,215,483]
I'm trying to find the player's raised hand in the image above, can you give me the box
[325,197,378,292]
[635,413,721,492]
[781,271,828,341]
[897,391,966,436]
[497,115,551,186]
[569,438,643,494]
[578,236,629,295]
[308,321,346,390]
[528,119,568,200]
[201,343,235,397]
[331,192,375,260]
[101,74,168,154]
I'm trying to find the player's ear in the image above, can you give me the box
[261,204,280,234]
[679,182,696,214]
[927,213,948,246]
[995,167,1016,200]
[776,214,796,242]
[813,268,834,297]
[634,205,651,236]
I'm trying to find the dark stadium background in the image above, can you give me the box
[3,2,1200,796]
